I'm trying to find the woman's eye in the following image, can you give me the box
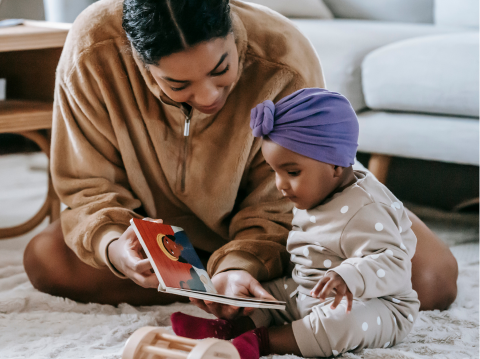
[212,64,230,77]
[288,171,300,176]
[170,86,187,92]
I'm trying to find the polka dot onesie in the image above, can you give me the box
[250,170,420,357]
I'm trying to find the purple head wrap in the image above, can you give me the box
[250,88,359,167]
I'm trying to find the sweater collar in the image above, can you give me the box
[132,10,248,115]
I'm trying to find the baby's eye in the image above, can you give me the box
[288,171,300,177]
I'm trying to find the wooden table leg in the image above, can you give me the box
[368,154,392,184]
[0,130,61,239]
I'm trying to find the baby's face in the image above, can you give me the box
[262,139,341,210]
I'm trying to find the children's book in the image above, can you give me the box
[130,218,286,310]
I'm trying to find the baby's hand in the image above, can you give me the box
[310,271,353,313]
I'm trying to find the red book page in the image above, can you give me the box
[131,219,193,289]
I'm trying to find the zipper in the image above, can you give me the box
[180,108,192,193]
[158,94,192,194]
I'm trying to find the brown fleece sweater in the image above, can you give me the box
[51,0,325,281]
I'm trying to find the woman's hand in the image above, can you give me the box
[189,270,276,320]
[107,218,162,288]
[310,271,353,313]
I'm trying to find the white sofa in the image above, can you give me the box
[247,0,479,183]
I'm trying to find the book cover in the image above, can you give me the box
[130,218,216,294]
[130,218,286,310]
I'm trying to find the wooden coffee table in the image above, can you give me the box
[0,21,70,239]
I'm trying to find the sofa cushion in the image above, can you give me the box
[362,32,479,118]
[435,0,479,28]
[292,19,463,111]
[323,0,434,23]
[240,0,333,19]
[357,111,479,165]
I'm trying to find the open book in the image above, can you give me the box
[130,218,286,310]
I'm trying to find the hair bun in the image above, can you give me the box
[250,100,275,137]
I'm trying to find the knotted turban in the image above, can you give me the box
[250,88,359,167]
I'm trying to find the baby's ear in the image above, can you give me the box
[333,165,345,178]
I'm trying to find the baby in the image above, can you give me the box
[170,88,420,358]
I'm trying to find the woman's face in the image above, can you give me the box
[149,33,239,115]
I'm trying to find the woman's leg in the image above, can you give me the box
[409,209,458,310]
[23,219,187,306]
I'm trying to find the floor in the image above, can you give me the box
[0,152,478,358]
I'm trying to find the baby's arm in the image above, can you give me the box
[330,203,416,300]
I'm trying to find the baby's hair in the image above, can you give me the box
[165,234,176,242]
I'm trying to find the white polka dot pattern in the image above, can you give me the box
[293,207,297,215]
[408,314,414,322]
[377,269,385,278]
[332,350,339,356]
[284,283,288,289]
[340,206,349,214]
[393,202,401,209]
[362,322,368,331]
[394,317,397,325]
[399,226,403,233]
[400,243,407,250]
[392,298,400,304]
[371,254,379,259]
[383,342,390,348]
[375,223,384,231]
[324,259,332,268]
[386,249,393,256]
[299,293,306,301]
[309,215,316,223]
[303,248,309,257]
[355,249,362,257]
[377,316,381,325]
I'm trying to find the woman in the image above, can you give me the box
[23,0,457,316]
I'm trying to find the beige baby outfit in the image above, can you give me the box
[250,170,420,357]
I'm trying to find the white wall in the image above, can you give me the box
[0,0,45,20]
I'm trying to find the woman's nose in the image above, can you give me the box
[194,82,220,107]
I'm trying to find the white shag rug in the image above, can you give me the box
[0,153,478,359]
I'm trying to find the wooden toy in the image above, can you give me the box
[123,326,240,359]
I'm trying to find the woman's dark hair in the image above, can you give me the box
[122,0,232,65]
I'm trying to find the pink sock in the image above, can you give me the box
[232,327,270,359]
[170,312,236,340]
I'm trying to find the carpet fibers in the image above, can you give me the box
[0,153,478,358]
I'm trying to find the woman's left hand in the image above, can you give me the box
[189,270,276,320]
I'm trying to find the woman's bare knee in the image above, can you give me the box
[413,253,458,311]
[408,209,458,311]
[23,221,72,295]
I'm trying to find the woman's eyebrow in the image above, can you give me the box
[209,52,228,74]
[161,52,228,83]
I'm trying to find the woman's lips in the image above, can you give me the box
[197,98,223,113]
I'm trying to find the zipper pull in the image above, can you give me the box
[184,115,191,136]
